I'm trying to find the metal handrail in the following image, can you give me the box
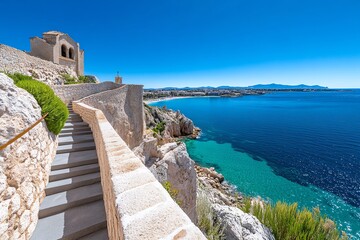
[0,113,48,151]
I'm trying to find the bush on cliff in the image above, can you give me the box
[153,121,166,134]
[242,200,348,240]
[7,73,68,135]
[197,193,224,239]
[62,74,96,84]
[162,181,182,206]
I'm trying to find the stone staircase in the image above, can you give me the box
[31,104,108,240]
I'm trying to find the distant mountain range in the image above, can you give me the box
[145,84,328,91]
[246,84,328,89]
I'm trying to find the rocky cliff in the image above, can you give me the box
[0,44,77,85]
[0,74,57,238]
[134,105,200,222]
[144,104,200,143]
[139,104,275,239]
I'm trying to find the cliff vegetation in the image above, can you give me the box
[61,74,98,85]
[7,73,68,134]
[242,199,348,240]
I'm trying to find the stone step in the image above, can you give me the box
[66,117,83,123]
[31,200,107,240]
[63,122,89,128]
[61,126,92,133]
[39,183,103,218]
[52,150,98,170]
[59,130,93,137]
[78,228,109,240]
[45,172,101,195]
[69,113,79,117]
[56,142,96,154]
[49,163,100,182]
[58,134,94,146]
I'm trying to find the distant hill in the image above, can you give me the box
[247,84,328,89]
[145,84,328,91]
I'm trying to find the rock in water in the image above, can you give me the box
[213,204,275,240]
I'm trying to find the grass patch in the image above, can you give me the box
[197,193,225,240]
[7,73,68,135]
[241,200,348,240]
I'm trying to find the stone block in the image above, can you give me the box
[116,182,167,217]
[10,193,21,214]
[122,201,190,240]
[111,167,157,194]
[0,199,10,222]
[19,210,31,233]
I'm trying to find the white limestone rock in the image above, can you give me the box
[144,105,195,140]
[0,73,57,237]
[213,204,275,240]
[132,137,159,163]
[148,142,197,223]
[159,142,178,157]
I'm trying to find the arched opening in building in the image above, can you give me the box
[61,45,67,58]
[69,48,74,59]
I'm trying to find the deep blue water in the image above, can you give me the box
[150,90,360,238]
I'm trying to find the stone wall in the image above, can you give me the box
[72,101,206,240]
[29,37,54,63]
[52,82,121,105]
[0,44,76,85]
[78,84,144,149]
[0,74,57,239]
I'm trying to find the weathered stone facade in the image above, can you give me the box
[30,31,84,76]
[52,81,121,105]
[0,74,57,239]
[78,85,145,149]
[0,44,77,85]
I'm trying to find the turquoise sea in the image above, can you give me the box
[150,91,360,239]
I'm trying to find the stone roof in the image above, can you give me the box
[43,31,66,36]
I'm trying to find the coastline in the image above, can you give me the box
[144,95,220,104]
[148,93,359,239]
[146,96,248,204]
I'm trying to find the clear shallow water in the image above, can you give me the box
[150,91,360,238]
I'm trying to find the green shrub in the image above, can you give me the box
[79,75,97,83]
[61,73,77,84]
[162,181,182,206]
[242,200,348,240]
[6,72,33,84]
[153,121,166,134]
[62,74,97,84]
[197,193,224,240]
[7,73,68,135]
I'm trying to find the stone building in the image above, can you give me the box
[29,31,84,76]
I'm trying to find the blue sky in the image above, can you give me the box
[1,0,359,88]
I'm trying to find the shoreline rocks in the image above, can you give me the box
[196,165,242,206]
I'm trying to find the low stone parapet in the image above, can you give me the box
[78,84,144,149]
[72,101,206,240]
[52,81,122,104]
